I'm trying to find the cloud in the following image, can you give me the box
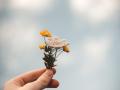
[81,37,111,61]
[9,0,55,12]
[70,0,119,23]
[0,0,4,11]
[0,17,41,73]
[72,35,112,74]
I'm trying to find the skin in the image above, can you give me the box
[4,68,59,90]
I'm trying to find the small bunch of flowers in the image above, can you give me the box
[39,29,70,69]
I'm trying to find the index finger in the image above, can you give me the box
[11,68,46,86]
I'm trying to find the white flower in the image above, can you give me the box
[46,37,69,48]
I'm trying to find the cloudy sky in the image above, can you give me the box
[0,0,120,90]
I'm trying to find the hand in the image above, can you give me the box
[4,68,59,90]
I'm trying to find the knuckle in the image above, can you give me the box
[41,78,49,84]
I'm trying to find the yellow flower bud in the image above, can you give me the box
[39,43,46,49]
[40,29,52,37]
[63,46,70,52]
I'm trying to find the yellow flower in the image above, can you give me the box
[63,46,70,52]
[39,43,46,49]
[40,29,52,37]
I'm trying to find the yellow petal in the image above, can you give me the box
[39,43,46,49]
[40,29,52,37]
[63,46,70,52]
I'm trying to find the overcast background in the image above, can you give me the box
[0,0,120,90]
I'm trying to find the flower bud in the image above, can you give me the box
[39,43,46,49]
[40,29,52,37]
[63,46,70,52]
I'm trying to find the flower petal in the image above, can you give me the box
[40,29,52,37]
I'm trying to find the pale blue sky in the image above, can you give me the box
[0,0,120,90]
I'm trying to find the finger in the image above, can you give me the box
[30,69,54,90]
[52,68,56,75]
[47,79,59,88]
[12,68,46,86]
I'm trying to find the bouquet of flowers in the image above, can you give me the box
[39,29,70,69]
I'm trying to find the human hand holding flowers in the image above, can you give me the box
[4,68,59,90]
[4,29,70,90]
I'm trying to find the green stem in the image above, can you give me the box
[44,37,47,44]
[54,49,58,58]
[56,51,63,58]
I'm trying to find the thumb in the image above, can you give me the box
[30,69,54,90]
